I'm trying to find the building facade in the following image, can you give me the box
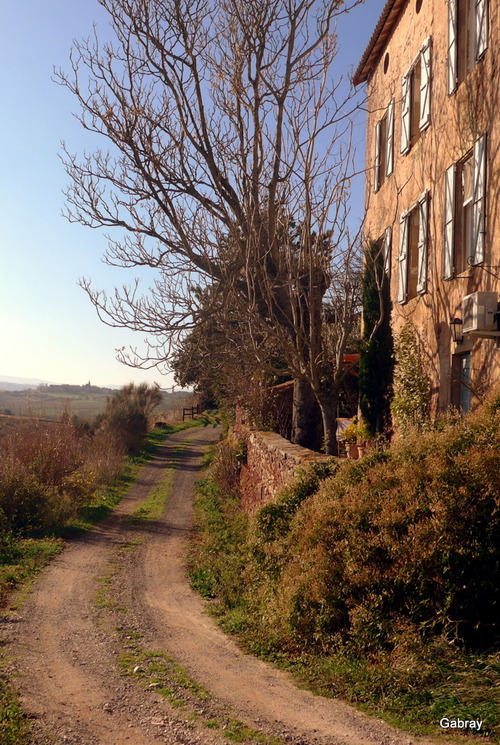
[354,0,499,413]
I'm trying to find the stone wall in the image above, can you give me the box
[234,411,330,513]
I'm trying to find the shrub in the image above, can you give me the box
[0,416,123,535]
[391,324,431,432]
[99,383,162,454]
[278,397,500,652]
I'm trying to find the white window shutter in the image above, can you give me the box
[401,72,411,154]
[386,99,394,176]
[374,121,381,192]
[448,0,458,94]
[475,0,487,60]
[398,214,409,304]
[472,133,486,265]
[419,38,431,131]
[443,163,456,279]
[417,192,428,295]
[383,226,392,276]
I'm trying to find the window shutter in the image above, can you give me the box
[374,121,381,192]
[386,99,394,176]
[398,214,409,304]
[417,192,428,295]
[448,0,458,94]
[401,72,411,154]
[383,226,392,276]
[443,163,456,279]
[472,133,486,265]
[475,0,487,60]
[419,38,432,131]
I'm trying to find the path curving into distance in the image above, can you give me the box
[2,424,440,745]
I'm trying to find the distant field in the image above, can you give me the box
[0,388,195,424]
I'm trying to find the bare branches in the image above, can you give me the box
[58,0,365,452]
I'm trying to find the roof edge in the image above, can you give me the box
[353,0,408,85]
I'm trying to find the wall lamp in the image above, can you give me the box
[450,317,464,344]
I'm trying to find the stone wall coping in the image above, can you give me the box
[245,429,330,464]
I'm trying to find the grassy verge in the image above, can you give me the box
[190,465,500,744]
[0,417,210,745]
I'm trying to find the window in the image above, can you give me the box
[448,0,487,94]
[398,192,428,303]
[401,38,431,154]
[443,134,486,278]
[374,99,394,192]
[451,352,472,413]
[383,226,392,276]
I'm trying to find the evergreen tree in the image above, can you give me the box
[359,241,394,437]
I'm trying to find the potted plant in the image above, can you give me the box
[341,418,371,458]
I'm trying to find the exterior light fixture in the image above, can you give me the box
[450,317,464,344]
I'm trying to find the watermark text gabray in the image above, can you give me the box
[439,718,483,731]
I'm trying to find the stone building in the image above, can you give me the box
[354,0,499,413]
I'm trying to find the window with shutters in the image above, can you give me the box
[456,152,474,274]
[448,0,488,94]
[374,100,394,192]
[398,192,428,303]
[443,134,486,279]
[374,228,392,276]
[401,38,431,155]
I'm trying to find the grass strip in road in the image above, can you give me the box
[115,630,281,745]
[128,441,189,524]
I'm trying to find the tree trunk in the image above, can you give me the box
[314,388,339,456]
[291,379,322,450]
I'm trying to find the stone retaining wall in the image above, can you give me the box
[234,411,330,513]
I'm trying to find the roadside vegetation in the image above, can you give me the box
[0,383,204,745]
[190,392,500,742]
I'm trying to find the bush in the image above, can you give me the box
[99,383,162,454]
[277,398,500,653]
[0,416,125,536]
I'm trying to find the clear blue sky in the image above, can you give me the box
[0,0,383,388]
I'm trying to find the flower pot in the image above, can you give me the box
[347,443,359,458]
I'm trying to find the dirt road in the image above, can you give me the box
[2,425,438,745]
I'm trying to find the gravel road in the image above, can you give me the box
[1,425,440,745]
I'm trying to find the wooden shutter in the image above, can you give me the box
[448,0,458,94]
[443,163,456,279]
[374,121,381,192]
[419,38,432,131]
[386,99,394,176]
[475,0,487,60]
[417,192,428,295]
[383,226,392,276]
[401,72,411,154]
[472,133,486,265]
[398,213,409,304]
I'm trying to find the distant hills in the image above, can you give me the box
[0,376,51,391]
[0,377,180,394]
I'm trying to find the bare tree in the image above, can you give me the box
[57,0,363,453]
